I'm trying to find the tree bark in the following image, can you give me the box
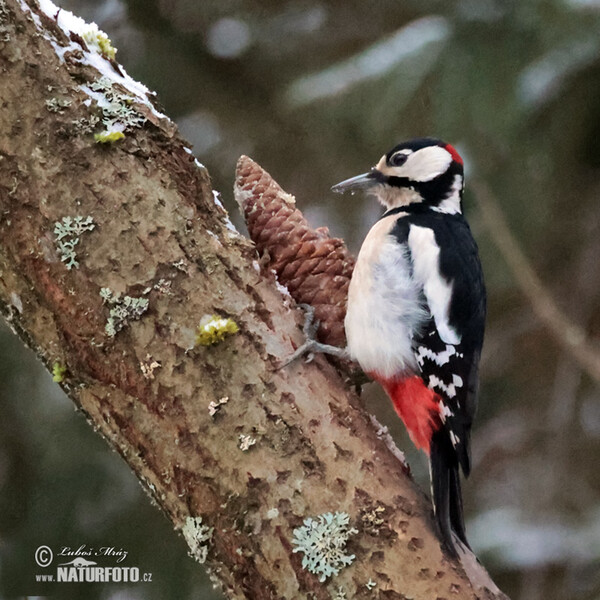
[0,1,508,598]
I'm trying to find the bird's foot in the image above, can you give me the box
[279,304,348,368]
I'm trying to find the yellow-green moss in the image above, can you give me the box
[196,315,239,346]
[52,362,67,383]
[82,27,117,60]
[94,130,125,144]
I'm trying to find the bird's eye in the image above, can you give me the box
[389,152,408,167]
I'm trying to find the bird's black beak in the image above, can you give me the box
[331,170,377,194]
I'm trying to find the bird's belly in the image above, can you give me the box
[345,220,426,379]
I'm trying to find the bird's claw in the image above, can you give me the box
[279,303,348,369]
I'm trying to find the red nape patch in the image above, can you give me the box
[374,374,442,454]
[445,143,463,165]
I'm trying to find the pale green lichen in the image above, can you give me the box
[71,114,101,135]
[52,362,67,383]
[54,216,96,270]
[89,77,146,131]
[45,97,72,113]
[182,516,213,564]
[292,512,358,582]
[82,23,117,60]
[196,314,239,346]
[94,130,125,144]
[100,288,149,337]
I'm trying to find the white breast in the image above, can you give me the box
[345,215,427,379]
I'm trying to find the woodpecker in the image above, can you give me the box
[332,138,486,556]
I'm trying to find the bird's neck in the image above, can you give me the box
[376,173,464,215]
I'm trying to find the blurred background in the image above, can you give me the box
[2,0,600,598]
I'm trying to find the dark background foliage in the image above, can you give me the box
[2,0,600,598]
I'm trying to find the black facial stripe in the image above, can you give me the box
[370,169,389,184]
[387,175,415,188]
[370,170,413,188]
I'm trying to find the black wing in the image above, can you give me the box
[403,210,486,474]
[390,210,486,553]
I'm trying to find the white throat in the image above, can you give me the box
[370,184,423,210]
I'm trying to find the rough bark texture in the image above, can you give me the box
[0,1,508,599]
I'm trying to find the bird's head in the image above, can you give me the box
[332,138,464,214]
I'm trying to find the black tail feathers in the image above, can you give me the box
[430,431,470,557]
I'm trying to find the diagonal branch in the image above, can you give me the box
[0,0,508,598]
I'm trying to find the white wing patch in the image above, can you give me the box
[449,431,461,448]
[438,401,454,423]
[416,344,456,367]
[428,373,464,399]
[408,225,461,345]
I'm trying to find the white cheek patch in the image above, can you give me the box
[378,146,453,182]
[407,224,461,345]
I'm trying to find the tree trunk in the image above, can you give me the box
[0,1,508,598]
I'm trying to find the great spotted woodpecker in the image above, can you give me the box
[332,138,486,556]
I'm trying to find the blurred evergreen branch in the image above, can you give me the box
[472,179,600,383]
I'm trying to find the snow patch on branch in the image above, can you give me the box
[212,190,239,234]
[17,0,166,122]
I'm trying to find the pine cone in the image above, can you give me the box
[234,155,355,349]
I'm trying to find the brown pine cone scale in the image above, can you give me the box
[234,155,355,348]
